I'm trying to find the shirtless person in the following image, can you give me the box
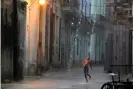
[82,56,92,83]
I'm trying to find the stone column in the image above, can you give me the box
[90,33,96,61]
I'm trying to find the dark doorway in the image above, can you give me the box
[49,9,55,66]
[12,0,23,81]
[45,5,49,66]
[1,0,23,82]
[1,0,14,82]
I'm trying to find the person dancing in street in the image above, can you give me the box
[82,56,92,83]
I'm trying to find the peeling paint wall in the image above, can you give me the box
[17,0,27,76]
[26,0,40,75]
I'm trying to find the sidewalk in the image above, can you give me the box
[1,66,110,89]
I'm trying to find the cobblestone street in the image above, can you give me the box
[2,66,110,89]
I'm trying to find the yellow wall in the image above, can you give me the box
[27,0,40,64]
[25,0,62,73]
[25,0,47,74]
[41,5,47,57]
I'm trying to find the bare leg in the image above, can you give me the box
[84,74,88,83]
[84,66,88,83]
[86,74,91,79]
[86,66,91,79]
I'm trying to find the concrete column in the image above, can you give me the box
[47,6,51,68]
[26,0,40,75]
[90,33,96,61]
[60,16,66,68]
[18,2,27,76]
[85,37,87,56]
[86,36,88,56]
[57,16,60,62]
[80,36,83,59]
[53,14,56,60]
[39,4,47,68]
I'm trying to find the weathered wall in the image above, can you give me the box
[52,0,61,67]
[104,33,113,72]
[1,0,27,81]
[60,15,67,68]
[112,25,130,74]
[60,21,91,68]
[1,0,14,82]
[17,0,27,77]
[103,22,113,71]
[26,0,39,75]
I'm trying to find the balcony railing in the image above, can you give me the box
[62,0,80,12]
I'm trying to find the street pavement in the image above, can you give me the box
[1,66,111,89]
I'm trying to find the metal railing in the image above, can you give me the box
[110,65,133,81]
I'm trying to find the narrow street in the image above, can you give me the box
[2,66,110,89]
[1,0,133,89]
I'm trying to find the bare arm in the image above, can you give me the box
[82,57,86,64]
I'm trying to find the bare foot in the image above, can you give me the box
[87,74,91,79]
[89,75,91,79]
[86,80,88,83]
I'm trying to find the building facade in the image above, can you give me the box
[1,0,27,82]
[104,0,133,75]
[60,0,80,69]
[60,0,92,69]
[25,0,62,75]
[1,0,62,82]
[89,0,107,64]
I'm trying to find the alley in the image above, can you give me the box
[2,0,133,89]
[2,66,110,89]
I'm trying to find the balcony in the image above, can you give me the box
[62,0,80,18]
[105,0,115,7]
[62,0,73,11]
[62,0,79,12]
